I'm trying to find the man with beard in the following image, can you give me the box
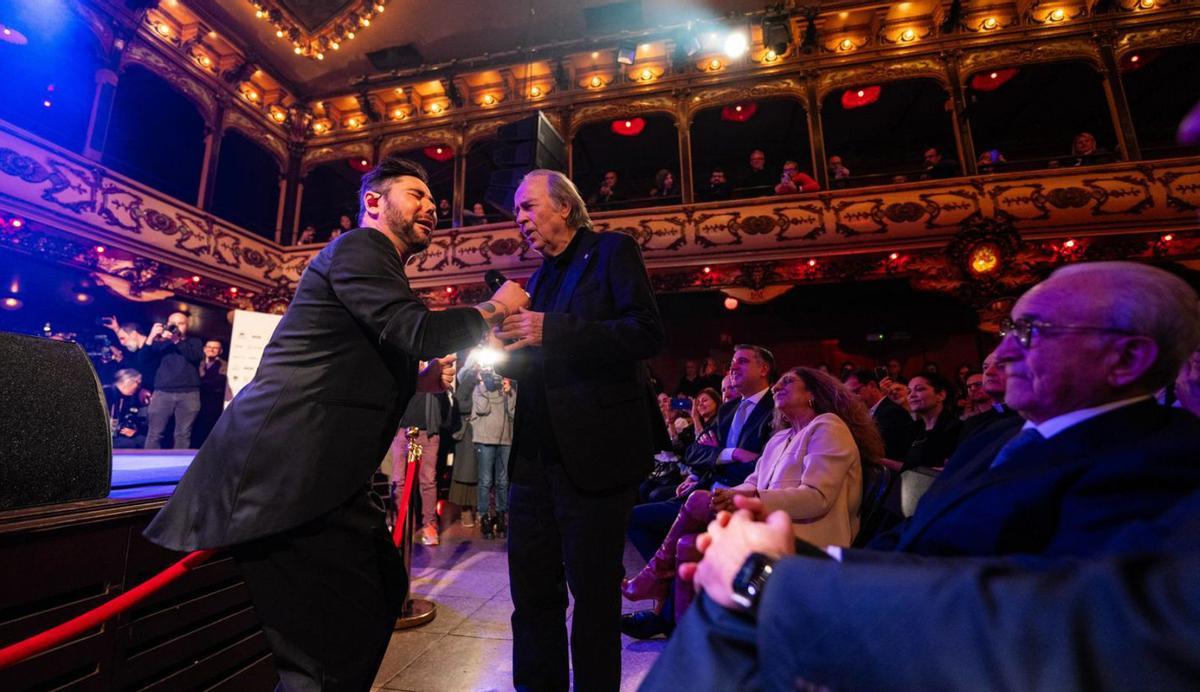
[494,169,663,690]
[144,156,528,690]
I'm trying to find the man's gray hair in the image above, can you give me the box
[520,169,592,231]
[1050,261,1200,387]
[114,368,142,386]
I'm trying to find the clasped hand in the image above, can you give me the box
[495,308,545,351]
[417,354,457,393]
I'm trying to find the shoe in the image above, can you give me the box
[620,610,672,640]
[622,491,711,602]
[461,508,476,528]
[481,513,495,540]
[494,512,507,538]
[419,522,440,546]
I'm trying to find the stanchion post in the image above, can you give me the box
[395,427,437,630]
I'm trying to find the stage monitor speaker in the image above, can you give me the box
[484,111,566,217]
[0,332,111,511]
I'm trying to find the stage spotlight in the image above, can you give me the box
[616,41,637,65]
[723,32,748,58]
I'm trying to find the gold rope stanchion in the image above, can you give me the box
[394,426,438,629]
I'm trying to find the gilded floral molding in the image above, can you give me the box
[569,95,681,135]
[816,56,949,100]
[378,127,462,159]
[0,122,307,292]
[958,38,1102,77]
[685,78,808,121]
[301,140,374,175]
[1116,21,1200,58]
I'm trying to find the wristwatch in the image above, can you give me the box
[731,552,776,614]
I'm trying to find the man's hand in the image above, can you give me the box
[101,316,120,333]
[697,429,720,448]
[119,427,136,438]
[679,508,795,610]
[146,323,165,344]
[417,355,457,393]
[710,487,752,513]
[495,308,544,351]
[675,475,699,497]
[475,281,530,326]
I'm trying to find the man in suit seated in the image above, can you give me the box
[957,348,1020,444]
[623,344,776,638]
[643,260,1200,687]
[844,368,913,460]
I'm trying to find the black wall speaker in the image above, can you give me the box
[484,111,567,217]
[0,332,111,511]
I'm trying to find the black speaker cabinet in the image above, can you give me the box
[0,331,111,510]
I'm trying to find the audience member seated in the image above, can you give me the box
[649,169,680,201]
[622,367,883,637]
[698,167,732,201]
[1175,346,1200,416]
[1062,131,1115,167]
[960,371,989,419]
[719,373,738,403]
[105,368,150,449]
[587,170,625,210]
[623,345,776,638]
[675,359,705,397]
[643,261,1200,690]
[329,214,353,239]
[699,356,724,391]
[844,369,914,460]
[921,147,961,179]
[977,149,1006,173]
[463,202,490,226]
[886,358,905,382]
[437,198,453,228]
[737,149,775,197]
[902,373,961,471]
[642,388,723,504]
[297,225,317,244]
[144,311,205,449]
[773,160,820,195]
[957,349,1021,445]
[827,155,851,189]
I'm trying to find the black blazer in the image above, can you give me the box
[684,393,775,488]
[871,396,914,461]
[145,229,489,550]
[866,400,1200,558]
[958,403,1020,444]
[497,228,664,493]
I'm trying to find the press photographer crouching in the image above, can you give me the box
[105,368,150,449]
[144,311,204,449]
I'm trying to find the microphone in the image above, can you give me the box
[484,269,507,292]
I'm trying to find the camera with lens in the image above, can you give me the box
[162,322,179,337]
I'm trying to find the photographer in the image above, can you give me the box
[144,311,204,449]
[471,369,516,539]
[104,368,150,449]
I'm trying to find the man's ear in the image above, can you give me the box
[363,191,382,218]
[1108,336,1160,389]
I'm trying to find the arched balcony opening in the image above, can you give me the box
[820,78,957,187]
[102,64,206,204]
[388,145,455,227]
[967,60,1118,172]
[0,5,101,153]
[571,113,681,211]
[298,159,363,244]
[689,97,814,201]
[1122,42,1200,159]
[211,129,283,242]
[464,137,502,225]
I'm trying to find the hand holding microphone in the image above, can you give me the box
[473,269,529,327]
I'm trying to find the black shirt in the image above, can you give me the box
[511,229,584,466]
[147,336,204,392]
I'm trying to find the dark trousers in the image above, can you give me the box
[628,496,685,561]
[233,489,407,691]
[508,458,636,691]
[145,389,200,449]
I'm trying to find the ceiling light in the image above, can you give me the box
[591,51,599,59]
[900,29,916,42]
[315,52,324,60]
[275,28,285,38]
[347,30,356,39]
[839,38,855,51]
[639,68,653,80]
[708,58,722,70]
[392,108,405,118]
[375,3,386,11]
[154,22,171,37]
[360,17,370,27]
[529,85,542,97]
[293,45,302,55]
[330,41,340,49]
[482,93,496,105]
[981,17,998,30]
[589,75,603,87]
[764,49,778,62]
[2,296,22,310]
[271,109,287,122]
[1048,8,1065,21]
[430,102,443,113]
[723,32,748,58]
[1137,0,1154,7]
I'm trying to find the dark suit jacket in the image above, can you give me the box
[958,403,1020,444]
[643,471,1200,692]
[865,400,1200,558]
[145,229,488,550]
[497,228,663,493]
[683,394,775,488]
[871,396,914,461]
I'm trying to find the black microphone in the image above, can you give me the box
[484,269,507,292]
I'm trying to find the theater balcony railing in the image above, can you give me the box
[2,120,1199,316]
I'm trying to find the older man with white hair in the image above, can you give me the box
[642,260,1200,690]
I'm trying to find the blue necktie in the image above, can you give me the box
[726,399,753,450]
[989,427,1046,469]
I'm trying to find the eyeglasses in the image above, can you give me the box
[999,317,1140,349]
[965,382,984,389]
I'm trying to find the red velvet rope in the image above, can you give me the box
[0,548,216,671]
[391,444,420,547]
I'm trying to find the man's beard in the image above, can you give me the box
[383,202,430,254]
